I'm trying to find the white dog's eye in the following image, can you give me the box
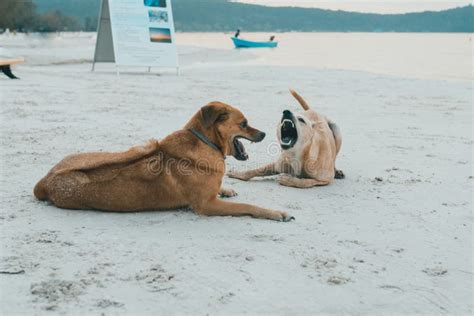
[298,118,306,124]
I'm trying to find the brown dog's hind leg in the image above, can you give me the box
[227,163,279,181]
[194,198,294,222]
[218,187,238,198]
[33,176,49,201]
[46,172,90,209]
[278,175,330,188]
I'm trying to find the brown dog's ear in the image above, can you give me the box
[200,103,229,129]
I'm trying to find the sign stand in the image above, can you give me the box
[92,0,179,75]
[92,0,115,71]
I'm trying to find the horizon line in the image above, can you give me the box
[230,0,473,14]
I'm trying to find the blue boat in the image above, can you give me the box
[231,37,278,48]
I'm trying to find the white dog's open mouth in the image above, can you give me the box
[233,136,249,161]
[280,118,297,149]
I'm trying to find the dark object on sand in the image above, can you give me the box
[0,58,24,79]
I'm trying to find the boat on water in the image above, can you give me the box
[231,30,278,48]
[231,37,278,48]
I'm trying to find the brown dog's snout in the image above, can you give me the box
[253,130,266,142]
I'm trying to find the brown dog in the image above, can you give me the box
[228,90,344,188]
[34,102,294,221]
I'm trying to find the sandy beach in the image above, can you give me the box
[0,32,472,314]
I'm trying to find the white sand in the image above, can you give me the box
[0,32,472,314]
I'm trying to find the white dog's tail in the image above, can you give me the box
[289,89,310,111]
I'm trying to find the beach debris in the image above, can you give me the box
[0,256,28,275]
[327,276,350,285]
[95,299,124,309]
[304,257,338,270]
[218,292,235,304]
[422,267,448,276]
[0,268,25,275]
[135,264,175,292]
[30,279,84,303]
[391,247,405,253]
[379,284,403,292]
[250,234,285,243]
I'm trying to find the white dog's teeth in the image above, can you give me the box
[283,119,295,127]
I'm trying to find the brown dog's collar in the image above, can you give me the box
[188,128,225,159]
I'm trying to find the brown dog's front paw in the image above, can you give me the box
[276,211,295,222]
[335,169,345,179]
[219,187,238,198]
[227,170,250,181]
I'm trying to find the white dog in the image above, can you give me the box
[228,89,344,188]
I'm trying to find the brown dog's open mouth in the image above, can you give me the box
[280,118,298,150]
[233,136,249,161]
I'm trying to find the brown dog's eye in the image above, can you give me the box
[240,120,248,128]
[298,118,306,124]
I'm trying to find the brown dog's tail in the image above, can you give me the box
[33,177,49,201]
[289,89,310,111]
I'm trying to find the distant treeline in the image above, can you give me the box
[0,0,87,32]
[1,0,473,33]
[172,0,474,32]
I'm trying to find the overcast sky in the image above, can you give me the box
[232,0,472,13]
